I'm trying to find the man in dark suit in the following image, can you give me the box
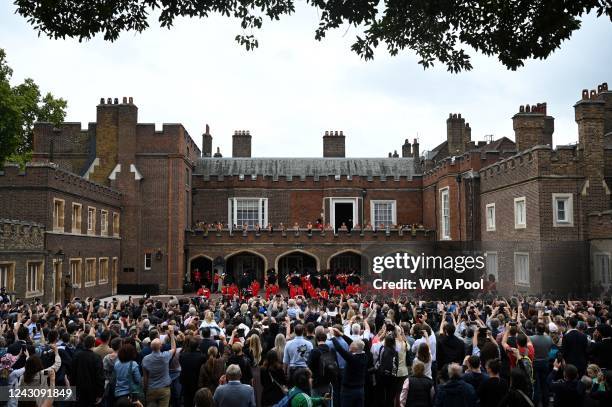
[561,317,588,375]
[71,335,105,406]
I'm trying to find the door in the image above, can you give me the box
[334,202,354,232]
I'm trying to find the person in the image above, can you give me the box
[213,364,256,407]
[72,335,105,406]
[113,343,142,403]
[547,361,585,407]
[377,334,400,406]
[531,322,552,407]
[283,324,313,379]
[198,346,225,393]
[142,328,176,407]
[193,387,214,407]
[62,274,73,304]
[307,328,338,398]
[285,368,328,407]
[477,358,508,407]
[179,338,205,407]
[561,318,589,376]
[463,355,488,391]
[261,349,288,407]
[19,355,56,407]
[103,337,122,402]
[227,341,253,385]
[330,328,368,407]
[433,363,477,407]
[589,324,612,370]
[400,361,435,407]
[437,322,465,371]
[94,329,113,359]
[497,368,534,407]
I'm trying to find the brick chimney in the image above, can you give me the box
[447,113,469,155]
[412,138,420,158]
[202,124,212,157]
[402,139,412,157]
[323,130,345,157]
[596,82,611,135]
[232,130,251,157]
[512,103,554,152]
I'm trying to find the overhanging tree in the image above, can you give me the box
[12,0,612,72]
[0,49,67,166]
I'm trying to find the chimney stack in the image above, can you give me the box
[447,113,469,155]
[232,130,252,157]
[202,124,212,157]
[323,130,345,157]
[402,139,412,157]
[512,102,554,151]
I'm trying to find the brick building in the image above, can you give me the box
[1,83,611,300]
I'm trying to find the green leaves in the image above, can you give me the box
[0,49,67,166]
[11,0,612,72]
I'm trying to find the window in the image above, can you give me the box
[440,188,450,240]
[99,258,109,284]
[228,198,268,229]
[552,193,574,227]
[371,200,397,230]
[72,203,82,233]
[144,253,152,270]
[485,252,498,282]
[26,261,44,296]
[53,199,65,231]
[594,253,611,286]
[514,197,526,229]
[514,253,530,287]
[85,258,96,286]
[113,213,120,237]
[486,203,496,231]
[0,263,15,291]
[87,207,96,234]
[70,259,82,288]
[101,210,108,236]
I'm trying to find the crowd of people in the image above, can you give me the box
[0,288,610,407]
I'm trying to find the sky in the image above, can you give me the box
[1,4,611,158]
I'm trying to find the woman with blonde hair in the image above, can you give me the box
[246,333,263,366]
[273,333,286,363]
[199,310,221,337]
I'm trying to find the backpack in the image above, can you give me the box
[318,348,339,384]
[40,346,56,369]
[376,346,398,377]
[273,387,302,407]
[516,353,534,399]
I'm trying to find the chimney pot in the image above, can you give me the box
[519,105,525,113]
[598,85,603,93]
[107,97,112,104]
[339,130,343,136]
[325,131,329,136]
[449,113,452,118]
[128,96,133,104]
[602,82,608,91]
[114,98,118,104]
[122,96,127,104]
[458,113,462,119]
[205,124,210,134]
[100,98,105,104]
[582,89,589,99]
[590,89,597,99]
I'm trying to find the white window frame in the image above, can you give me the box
[514,197,526,229]
[100,210,108,236]
[98,257,109,284]
[87,206,96,235]
[144,253,152,270]
[552,193,574,227]
[25,260,44,297]
[485,203,496,231]
[70,258,82,288]
[227,198,269,230]
[485,252,498,282]
[84,258,96,287]
[72,203,82,234]
[440,187,450,240]
[594,252,611,288]
[53,198,65,232]
[370,200,397,231]
[514,252,530,287]
[329,197,359,231]
[0,262,15,292]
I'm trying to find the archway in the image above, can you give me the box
[225,250,266,287]
[189,255,213,291]
[275,250,319,287]
[328,250,366,275]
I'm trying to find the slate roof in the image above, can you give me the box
[194,157,416,180]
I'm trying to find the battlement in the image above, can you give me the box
[0,163,121,201]
[0,218,45,251]
[423,149,504,185]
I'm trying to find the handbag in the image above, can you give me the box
[127,361,144,401]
